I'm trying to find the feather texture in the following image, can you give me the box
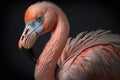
[57,30,120,80]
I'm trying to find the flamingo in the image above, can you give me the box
[18,1,120,80]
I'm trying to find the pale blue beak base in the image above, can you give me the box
[25,19,44,37]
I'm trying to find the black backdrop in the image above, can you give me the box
[1,0,120,80]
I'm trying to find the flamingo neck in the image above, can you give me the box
[35,11,69,80]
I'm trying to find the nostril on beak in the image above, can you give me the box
[21,36,24,40]
[25,29,29,34]
[21,29,30,41]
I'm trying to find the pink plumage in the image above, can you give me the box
[18,1,120,80]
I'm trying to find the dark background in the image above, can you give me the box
[1,0,120,80]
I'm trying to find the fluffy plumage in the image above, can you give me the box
[19,1,120,80]
[57,29,120,80]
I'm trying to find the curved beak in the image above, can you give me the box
[18,20,44,63]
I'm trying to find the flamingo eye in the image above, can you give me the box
[36,16,44,22]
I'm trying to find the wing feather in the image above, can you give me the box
[57,44,120,80]
[58,29,120,66]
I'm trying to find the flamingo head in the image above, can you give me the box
[18,2,57,62]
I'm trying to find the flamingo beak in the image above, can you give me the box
[18,18,44,63]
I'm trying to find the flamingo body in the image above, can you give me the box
[57,31,120,80]
[18,1,120,80]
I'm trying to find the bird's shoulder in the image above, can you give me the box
[58,29,120,66]
[56,29,120,80]
[57,43,120,80]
